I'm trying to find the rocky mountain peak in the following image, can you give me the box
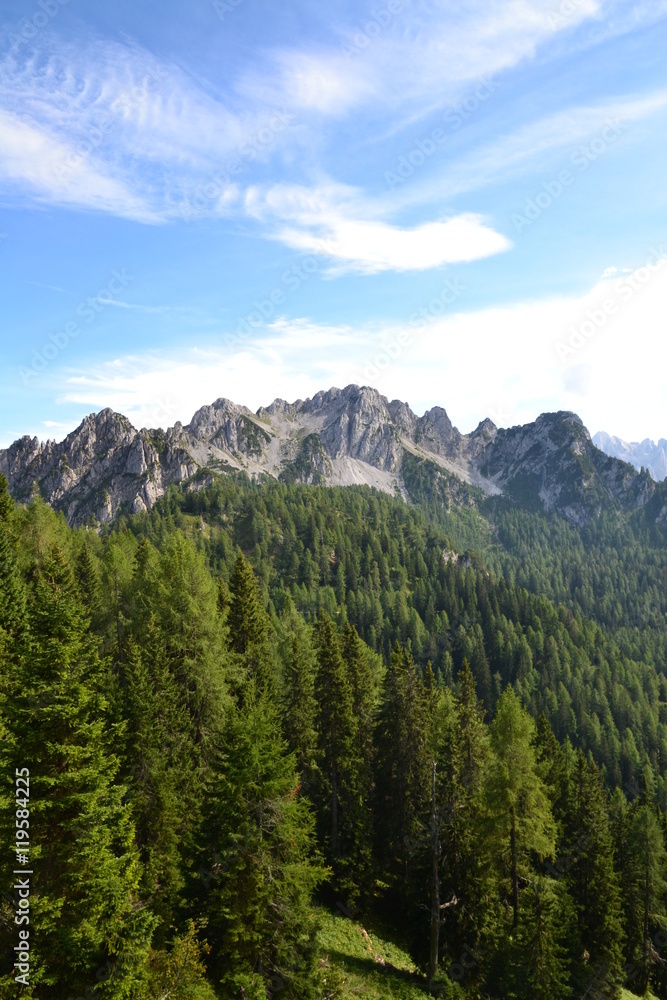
[1,387,663,529]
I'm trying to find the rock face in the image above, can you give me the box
[479,411,657,525]
[593,432,667,482]
[1,384,663,528]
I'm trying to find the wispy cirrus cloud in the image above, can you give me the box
[0,35,277,220]
[394,88,667,208]
[1,0,666,263]
[0,108,157,221]
[238,0,605,123]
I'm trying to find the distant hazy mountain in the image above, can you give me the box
[593,432,667,482]
[1,385,664,528]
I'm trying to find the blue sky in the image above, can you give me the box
[1,0,666,447]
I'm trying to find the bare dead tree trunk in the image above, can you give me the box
[331,761,339,858]
[511,808,519,930]
[429,760,440,982]
[428,760,458,985]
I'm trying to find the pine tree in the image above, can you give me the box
[0,545,155,996]
[509,877,572,1000]
[122,621,199,940]
[562,752,625,995]
[623,802,667,994]
[312,611,361,899]
[202,683,326,999]
[0,474,26,648]
[279,596,318,789]
[341,621,376,890]
[440,660,495,981]
[228,551,269,653]
[485,686,556,928]
[227,550,276,694]
[375,644,432,908]
[74,539,103,630]
[145,532,227,745]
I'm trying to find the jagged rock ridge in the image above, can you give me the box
[1,385,664,528]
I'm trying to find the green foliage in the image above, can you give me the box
[2,468,667,998]
[201,683,326,999]
[485,687,556,927]
[0,543,156,997]
[122,475,667,807]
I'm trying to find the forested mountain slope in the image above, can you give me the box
[1,422,666,998]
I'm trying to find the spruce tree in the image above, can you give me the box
[202,683,326,999]
[562,752,625,995]
[0,545,155,996]
[122,621,199,941]
[74,539,103,631]
[440,660,495,981]
[312,611,361,900]
[227,550,276,694]
[0,474,26,648]
[508,877,572,1000]
[341,621,375,890]
[279,596,318,790]
[624,802,667,994]
[375,644,431,908]
[145,532,227,745]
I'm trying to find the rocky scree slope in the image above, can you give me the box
[1,385,664,528]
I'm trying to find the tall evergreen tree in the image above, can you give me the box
[278,596,318,789]
[623,802,667,995]
[312,611,364,900]
[74,538,103,630]
[0,474,26,648]
[0,546,155,996]
[562,752,625,995]
[227,550,276,694]
[202,683,326,999]
[375,644,432,908]
[508,877,572,1000]
[485,687,556,928]
[146,532,227,745]
[440,660,495,980]
[122,620,199,940]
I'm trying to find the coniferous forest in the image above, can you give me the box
[2,470,667,999]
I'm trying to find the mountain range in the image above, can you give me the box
[593,431,667,482]
[1,384,665,529]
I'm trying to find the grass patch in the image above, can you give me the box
[316,907,431,999]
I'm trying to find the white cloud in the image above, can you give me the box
[51,253,667,443]
[0,36,280,220]
[239,0,606,122]
[246,182,511,273]
[0,108,157,221]
[395,89,667,208]
[278,214,511,274]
